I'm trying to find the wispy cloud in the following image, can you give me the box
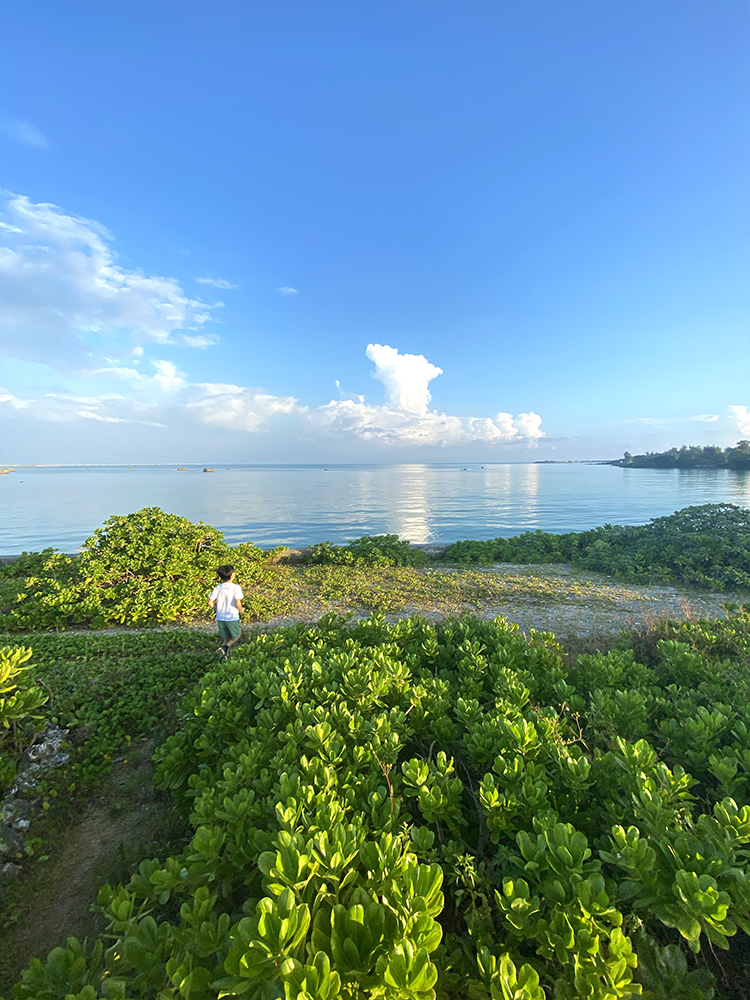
[0,391,33,410]
[195,276,239,289]
[93,359,186,394]
[1,115,49,148]
[0,192,219,371]
[277,286,299,296]
[0,390,165,426]
[631,414,719,427]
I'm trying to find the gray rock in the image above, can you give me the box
[0,825,24,857]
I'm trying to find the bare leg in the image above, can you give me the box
[224,633,241,653]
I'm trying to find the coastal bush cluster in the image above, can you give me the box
[304,536,428,568]
[0,630,226,992]
[0,509,293,631]
[12,610,750,999]
[445,503,750,591]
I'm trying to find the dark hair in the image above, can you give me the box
[216,564,235,581]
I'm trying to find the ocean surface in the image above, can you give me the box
[0,463,749,554]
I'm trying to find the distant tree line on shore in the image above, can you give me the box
[610,440,750,470]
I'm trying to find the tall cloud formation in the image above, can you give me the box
[366,343,442,416]
[314,344,544,447]
[0,192,216,369]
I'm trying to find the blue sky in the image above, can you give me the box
[0,0,748,463]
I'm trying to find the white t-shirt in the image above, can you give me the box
[209,581,244,620]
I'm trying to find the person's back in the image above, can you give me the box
[208,564,243,658]
[211,579,243,621]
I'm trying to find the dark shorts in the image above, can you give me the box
[217,619,242,642]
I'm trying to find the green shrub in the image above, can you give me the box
[16,611,750,999]
[444,504,750,592]
[574,503,750,590]
[444,530,579,566]
[0,508,290,630]
[305,534,427,567]
[0,645,48,789]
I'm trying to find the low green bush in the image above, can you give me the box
[574,503,750,590]
[444,503,750,591]
[13,610,750,999]
[305,535,427,568]
[443,530,579,566]
[0,630,218,797]
[3,502,749,636]
[0,508,291,631]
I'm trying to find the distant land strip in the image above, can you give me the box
[604,440,750,470]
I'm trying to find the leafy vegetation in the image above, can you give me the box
[0,509,294,631]
[0,630,225,994]
[444,503,750,592]
[610,440,750,470]
[11,610,750,999]
[0,630,219,797]
[0,646,48,789]
[443,531,578,567]
[2,503,750,637]
[1,508,668,633]
[300,564,629,618]
[304,536,428,568]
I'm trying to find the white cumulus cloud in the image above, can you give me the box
[313,344,544,447]
[730,405,750,437]
[0,337,544,451]
[151,360,186,392]
[185,383,302,432]
[513,411,544,440]
[366,343,442,416]
[0,192,218,370]
[277,286,299,296]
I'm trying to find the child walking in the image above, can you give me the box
[208,564,243,660]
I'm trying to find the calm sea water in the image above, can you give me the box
[0,463,748,554]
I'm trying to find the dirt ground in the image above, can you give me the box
[0,741,184,996]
